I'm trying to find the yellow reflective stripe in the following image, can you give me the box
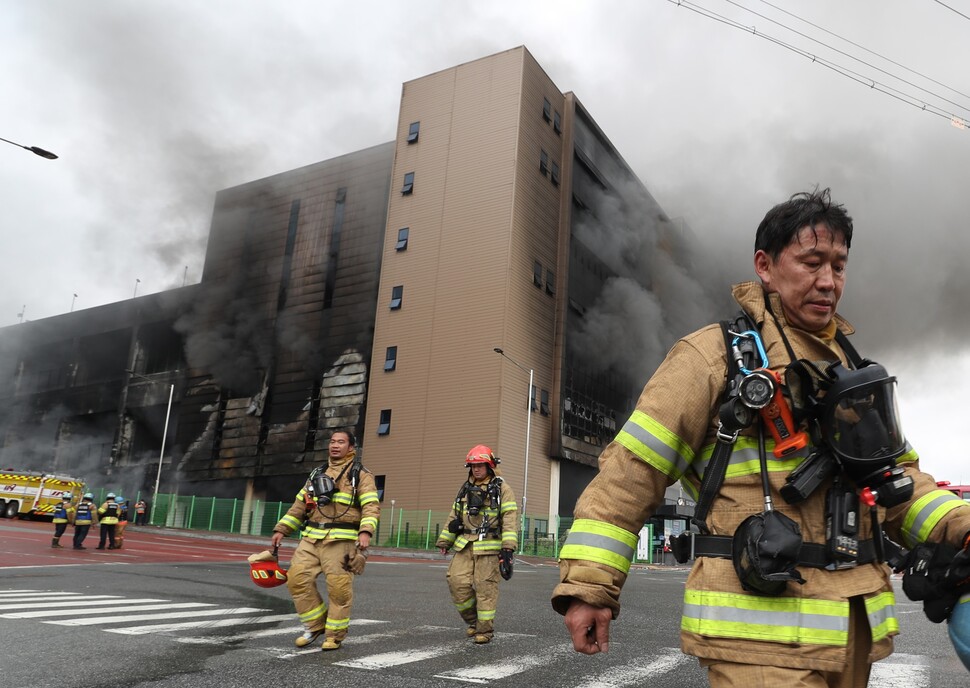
[477,609,496,620]
[682,589,848,646]
[865,591,899,642]
[500,501,516,514]
[296,487,309,500]
[455,536,470,550]
[902,490,969,547]
[456,597,476,612]
[559,519,638,574]
[897,443,918,465]
[332,492,354,505]
[615,410,693,479]
[694,438,808,479]
[360,517,378,531]
[304,526,358,540]
[501,531,518,540]
[278,514,302,530]
[359,491,379,504]
[299,602,327,623]
[473,540,502,553]
[439,531,456,544]
[325,617,350,630]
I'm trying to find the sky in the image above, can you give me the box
[2,0,968,483]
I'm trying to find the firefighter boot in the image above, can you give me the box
[51,538,62,548]
[294,630,323,648]
[321,637,342,651]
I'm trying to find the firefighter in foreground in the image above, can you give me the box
[552,188,970,687]
[270,429,379,651]
[73,493,97,549]
[436,445,518,644]
[96,492,121,550]
[51,493,75,548]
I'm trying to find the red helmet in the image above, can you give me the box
[465,444,498,468]
[248,549,288,588]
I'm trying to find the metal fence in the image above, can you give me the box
[87,489,664,563]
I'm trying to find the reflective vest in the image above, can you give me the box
[74,502,95,525]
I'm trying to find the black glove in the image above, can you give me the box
[902,541,962,623]
[944,534,970,590]
[498,547,514,580]
[448,518,463,534]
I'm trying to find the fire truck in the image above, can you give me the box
[0,470,86,520]
[938,481,970,502]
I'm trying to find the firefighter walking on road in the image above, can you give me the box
[51,493,75,548]
[270,429,380,651]
[96,492,121,550]
[436,445,518,644]
[73,493,97,549]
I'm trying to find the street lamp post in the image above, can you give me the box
[0,136,58,159]
[493,347,532,554]
[126,370,175,525]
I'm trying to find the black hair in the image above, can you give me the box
[330,428,357,447]
[755,187,853,259]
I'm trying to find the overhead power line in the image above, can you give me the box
[933,0,970,23]
[666,0,969,131]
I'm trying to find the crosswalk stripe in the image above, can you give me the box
[107,613,296,635]
[46,607,267,626]
[0,597,153,611]
[5,602,216,619]
[570,648,690,688]
[0,593,91,602]
[173,618,390,645]
[870,654,930,688]
[433,642,574,683]
[334,640,469,669]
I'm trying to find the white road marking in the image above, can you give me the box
[334,640,469,669]
[173,618,389,644]
[571,648,690,688]
[869,653,931,688]
[433,643,574,683]
[5,602,215,618]
[46,606,267,626]
[106,613,296,635]
[0,597,153,611]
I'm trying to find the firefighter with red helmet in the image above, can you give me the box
[270,429,379,651]
[436,444,518,644]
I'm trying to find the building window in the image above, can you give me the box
[531,384,538,412]
[407,121,420,144]
[401,172,414,195]
[546,269,555,295]
[540,389,550,416]
[553,110,562,134]
[390,285,404,310]
[378,409,392,435]
[533,260,542,288]
[539,150,549,176]
[396,227,409,251]
[551,162,560,186]
[542,97,552,122]
[375,475,386,501]
[384,346,397,371]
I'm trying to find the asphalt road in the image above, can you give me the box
[1,519,967,688]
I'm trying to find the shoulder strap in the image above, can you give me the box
[691,315,753,532]
[835,330,865,368]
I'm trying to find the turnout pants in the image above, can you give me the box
[73,525,91,547]
[286,538,356,641]
[703,596,873,688]
[446,544,500,638]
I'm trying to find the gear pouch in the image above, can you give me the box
[733,510,807,595]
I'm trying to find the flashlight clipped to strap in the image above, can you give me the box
[737,368,808,457]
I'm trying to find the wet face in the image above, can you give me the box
[329,432,353,460]
[469,463,490,481]
[754,223,848,332]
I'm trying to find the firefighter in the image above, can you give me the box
[114,497,129,549]
[436,445,518,644]
[96,492,121,550]
[270,429,380,651]
[73,493,97,549]
[51,493,75,548]
[552,188,970,687]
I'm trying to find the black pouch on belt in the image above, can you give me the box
[670,531,693,564]
[733,510,807,595]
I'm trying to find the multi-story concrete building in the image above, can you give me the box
[0,47,706,532]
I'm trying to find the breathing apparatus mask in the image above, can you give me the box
[782,360,913,508]
[308,467,336,507]
[465,486,486,516]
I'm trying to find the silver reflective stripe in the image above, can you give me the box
[565,531,635,562]
[867,599,896,631]
[682,602,847,633]
[620,419,690,477]
[907,492,958,543]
